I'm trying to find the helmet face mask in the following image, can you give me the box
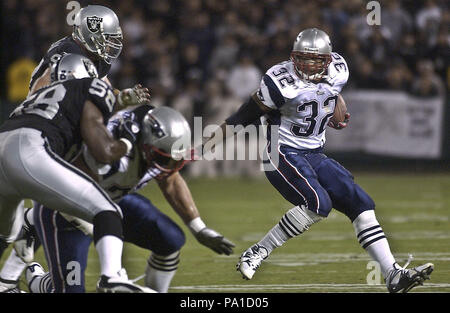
[73,5,123,64]
[142,144,188,177]
[291,28,332,82]
[290,51,331,82]
[87,31,123,64]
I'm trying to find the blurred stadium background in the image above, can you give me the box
[0,0,449,292]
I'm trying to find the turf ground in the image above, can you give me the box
[4,172,450,293]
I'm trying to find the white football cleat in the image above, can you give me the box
[236,244,268,280]
[386,262,434,293]
[25,262,46,290]
[97,268,157,293]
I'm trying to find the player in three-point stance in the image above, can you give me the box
[204,28,434,293]
[24,104,234,293]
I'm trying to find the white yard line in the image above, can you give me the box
[170,283,450,292]
[119,252,450,264]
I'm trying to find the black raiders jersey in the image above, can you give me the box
[0,78,115,160]
[29,36,111,90]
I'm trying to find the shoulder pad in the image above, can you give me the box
[259,61,312,109]
[47,36,81,55]
[327,52,349,93]
[264,61,308,99]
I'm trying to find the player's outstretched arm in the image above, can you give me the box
[157,171,235,255]
[199,93,272,157]
[80,99,135,164]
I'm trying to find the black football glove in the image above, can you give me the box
[193,227,236,255]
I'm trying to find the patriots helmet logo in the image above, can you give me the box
[86,16,103,33]
[147,115,166,139]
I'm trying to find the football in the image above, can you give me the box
[330,94,347,125]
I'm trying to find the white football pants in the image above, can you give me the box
[0,128,121,241]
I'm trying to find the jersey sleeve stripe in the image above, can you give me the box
[263,74,285,109]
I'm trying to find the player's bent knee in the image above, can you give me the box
[316,158,375,221]
[345,189,376,222]
[316,190,333,217]
[93,211,123,244]
[153,220,185,256]
[283,204,324,235]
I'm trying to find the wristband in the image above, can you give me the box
[119,138,133,154]
[188,217,206,233]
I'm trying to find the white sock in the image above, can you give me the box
[353,210,396,278]
[29,272,53,293]
[0,249,27,281]
[95,235,123,277]
[145,251,179,293]
[257,224,290,255]
[258,205,323,255]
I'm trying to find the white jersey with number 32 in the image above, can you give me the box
[257,52,349,150]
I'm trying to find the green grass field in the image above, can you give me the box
[5,172,450,293]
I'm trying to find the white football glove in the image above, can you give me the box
[188,217,235,255]
[117,84,151,108]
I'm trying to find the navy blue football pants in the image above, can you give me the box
[265,145,375,220]
[33,193,186,293]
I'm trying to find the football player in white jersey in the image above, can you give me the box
[203,28,433,293]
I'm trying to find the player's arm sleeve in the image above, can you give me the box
[225,74,283,126]
[225,94,270,126]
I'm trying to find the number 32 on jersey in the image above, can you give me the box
[290,95,337,137]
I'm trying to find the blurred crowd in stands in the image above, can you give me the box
[1,0,449,175]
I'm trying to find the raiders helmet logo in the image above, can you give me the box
[86,16,103,33]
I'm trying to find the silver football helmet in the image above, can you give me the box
[140,107,191,175]
[291,28,332,82]
[50,53,98,82]
[72,5,123,64]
